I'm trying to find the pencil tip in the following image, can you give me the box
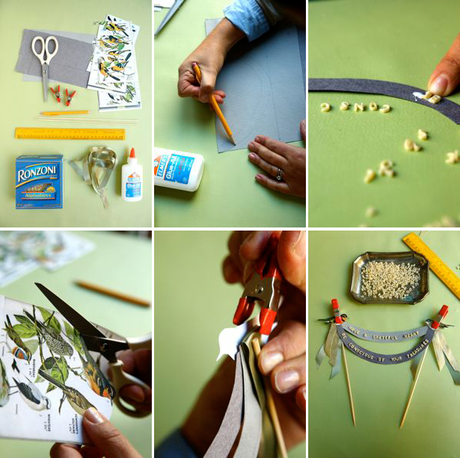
[230,136,236,146]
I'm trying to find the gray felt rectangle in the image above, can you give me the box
[205,20,306,153]
[15,29,94,88]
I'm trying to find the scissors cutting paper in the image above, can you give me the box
[36,283,151,418]
[31,35,59,102]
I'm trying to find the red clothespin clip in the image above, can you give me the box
[50,85,61,103]
[331,298,344,324]
[65,89,76,107]
[430,305,449,329]
[233,233,282,335]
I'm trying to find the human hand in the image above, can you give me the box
[112,349,152,415]
[428,34,460,96]
[182,232,305,454]
[178,18,244,104]
[50,408,142,458]
[248,120,306,198]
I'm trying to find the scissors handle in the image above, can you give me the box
[31,36,59,64]
[112,333,151,418]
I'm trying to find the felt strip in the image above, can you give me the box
[342,321,428,343]
[309,78,460,124]
[337,325,435,365]
[234,347,263,458]
[204,352,244,458]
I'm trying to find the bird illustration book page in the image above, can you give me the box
[0,295,113,444]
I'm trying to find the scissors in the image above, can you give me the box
[233,233,282,336]
[35,283,152,418]
[154,0,186,36]
[31,36,59,102]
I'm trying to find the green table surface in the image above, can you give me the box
[0,231,152,457]
[154,231,306,456]
[309,0,460,227]
[309,230,460,458]
[154,2,305,227]
[0,0,152,228]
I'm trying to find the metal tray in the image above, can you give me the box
[350,251,429,304]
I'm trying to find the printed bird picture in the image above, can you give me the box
[24,310,73,357]
[3,315,32,361]
[0,358,10,407]
[13,374,51,411]
[38,369,95,416]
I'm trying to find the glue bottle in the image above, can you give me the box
[122,148,143,202]
[154,147,204,192]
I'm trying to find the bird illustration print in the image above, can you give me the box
[38,369,95,416]
[12,374,51,411]
[3,315,32,362]
[0,358,10,407]
[24,310,73,357]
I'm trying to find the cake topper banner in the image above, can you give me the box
[341,321,428,343]
[309,78,460,124]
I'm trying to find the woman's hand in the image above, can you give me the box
[248,121,306,198]
[178,18,244,104]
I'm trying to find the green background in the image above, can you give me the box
[309,0,460,227]
[0,0,152,228]
[154,2,305,227]
[0,231,152,456]
[154,231,306,456]
[309,230,460,458]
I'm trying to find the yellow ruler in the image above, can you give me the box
[403,232,460,300]
[15,127,125,140]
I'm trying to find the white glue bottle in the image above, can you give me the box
[122,148,143,202]
[154,147,204,192]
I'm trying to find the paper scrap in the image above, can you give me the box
[205,20,306,153]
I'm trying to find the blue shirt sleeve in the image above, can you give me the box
[155,429,198,458]
[224,0,270,42]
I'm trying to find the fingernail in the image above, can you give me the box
[248,142,255,149]
[255,136,262,143]
[429,74,448,95]
[255,174,262,181]
[261,352,283,373]
[85,407,104,424]
[248,152,256,160]
[301,119,306,129]
[275,370,299,393]
[303,387,306,400]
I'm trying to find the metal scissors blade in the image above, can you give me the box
[35,283,106,338]
[154,0,186,36]
[31,36,59,102]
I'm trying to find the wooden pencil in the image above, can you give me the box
[192,62,236,145]
[75,280,150,308]
[252,337,288,458]
[41,110,90,116]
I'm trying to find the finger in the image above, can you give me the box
[178,70,200,99]
[428,33,460,96]
[248,153,281,178]
[83,408,142,458]
[259,320,306,375]
[300,120,306,142]
[199,69,218,103]
[295,385,306,411]
[50,443,83,458]
[115,349,152,386]
[222,255,242,284]
[214,90,226,99]
[255,174,291,195]
[278,231,306,295]
[119,384,152,405]
[81,446,104,458]
[271,353,306,394]
[248,141,287,169]
[253,135,291,158]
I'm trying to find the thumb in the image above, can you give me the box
[83,408,141,458]
[428,34,460,96]
[278,231,306,295]
[300,119,306,142]
[199,69,218,103]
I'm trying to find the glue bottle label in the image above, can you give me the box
[154,154,195,185]
[126,172,141,198]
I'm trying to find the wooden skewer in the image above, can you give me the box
[341,343,356,427]
[400,348,428,428]
[75,280,150,308]
[252,337,288,458]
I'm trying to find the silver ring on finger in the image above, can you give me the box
[276,168,283,181]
